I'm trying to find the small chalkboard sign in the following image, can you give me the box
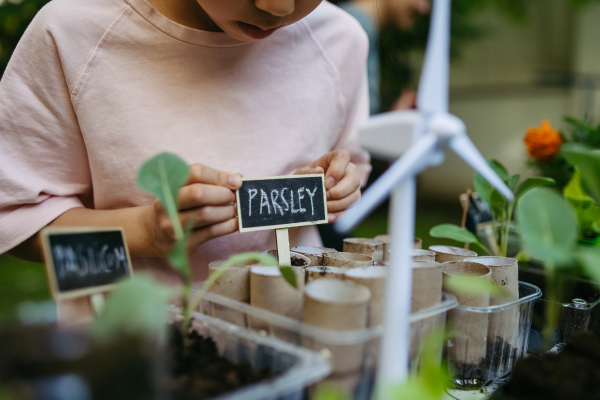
[236,174,328,233]
[41,227,133,300]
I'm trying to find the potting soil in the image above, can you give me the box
[451,335,516,388]
[170,326,274,400]
[492,329,600,400]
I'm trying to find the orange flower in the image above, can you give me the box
[524,120,563,162]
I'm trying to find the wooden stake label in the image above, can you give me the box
[236,174,328,233]
[41,227,133,300]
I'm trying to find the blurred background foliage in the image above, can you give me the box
[378,0,600,110]
[0,0,49,77]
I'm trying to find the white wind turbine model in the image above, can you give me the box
[335,0,514,395]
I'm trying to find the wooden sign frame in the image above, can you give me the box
[41,227,134,300]
[236,174,329,233]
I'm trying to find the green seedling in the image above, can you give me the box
[91,274,172,345]
[137,152,296,344]
[430,159,554,257]
[516,187,600,346]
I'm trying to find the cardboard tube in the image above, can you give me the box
[343,238,384,264]
[464,256,520,350]
[208,259,255,302]
[306,266,348,283]
[261,250,311,267]
[463,257,518,305]
[292,246,337,266]
[412,261,442,313]
[323,252,374,268]
[207,259,255,326]
[442,261,492,366]
[411,249,436,262]
[250,266,306,320]
[429,245,477,263]
[344,266,387,327]
[382,237,424,262]
[303,279,370,374]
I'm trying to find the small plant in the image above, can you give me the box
[525,117,600,188]
[516,187,600,345]
[137,152,296,343]
[312,330,450,400]
[430,159,554,257]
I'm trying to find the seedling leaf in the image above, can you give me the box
[444,275,508,297]
[562,143,600,204]
[514,177,556,199]
[91,274,171,345]
[138,153,189,239]
[516,188,578,267]
[429,224,478,243]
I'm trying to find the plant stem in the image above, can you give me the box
[502,202,515,257]
[544,266,559,350]
[491,211,500,256]
[473,241,493,256]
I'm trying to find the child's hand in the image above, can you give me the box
[295,150,361,223]
[147,164,242,256]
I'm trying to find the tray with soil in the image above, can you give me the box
[168,309,331,400]
[446,282,542,389]
[491,329,600,400]
[518,264,600,352]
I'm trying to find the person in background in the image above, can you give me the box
[315,0,429,251]
[338,0,430,114]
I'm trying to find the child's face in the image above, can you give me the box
[196,0,323,41]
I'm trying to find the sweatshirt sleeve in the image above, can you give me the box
[0,6,92,253]
[333,69,372,187]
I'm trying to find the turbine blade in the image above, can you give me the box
[335,134,440,233]
[417,0,451,115]
[449,135,514,201]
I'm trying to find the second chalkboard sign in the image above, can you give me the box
[237,174,328,232]
[41,227,133,300]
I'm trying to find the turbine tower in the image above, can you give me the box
[335,0,514,395]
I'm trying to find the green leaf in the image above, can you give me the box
[474,160,509,206]
[490,190,507,219]
[279,266,297,289]
[312,384,352,400]
[562,143,600,204]
[91,275,171,345]
[575,248,600,286]
[444,275,509,297]
[516,188,578,267]
[168,237,191,280]
[514,177,556,199]
[507,174,521,190]
[515,251,531,263]
[429,224,478,243]
[138,153,190,239]
[489,160,510,181]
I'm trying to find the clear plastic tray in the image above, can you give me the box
[191,283,458,399]
[170,309,331,400]
[446,281,542,389]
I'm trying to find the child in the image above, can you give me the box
[0,0,371,292]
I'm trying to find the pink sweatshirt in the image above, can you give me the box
[0,0,371,284]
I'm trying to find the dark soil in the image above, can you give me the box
[169,326,274,400]
[451,336,516,388]
[291,256,307,266]
[492,330,600,400]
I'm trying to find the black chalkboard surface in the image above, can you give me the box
[237,174,328,232]
[41,228,133,300]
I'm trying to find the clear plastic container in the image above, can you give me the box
[191,283,458,399]
[170,309,331,400]
[446,281,542,389]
